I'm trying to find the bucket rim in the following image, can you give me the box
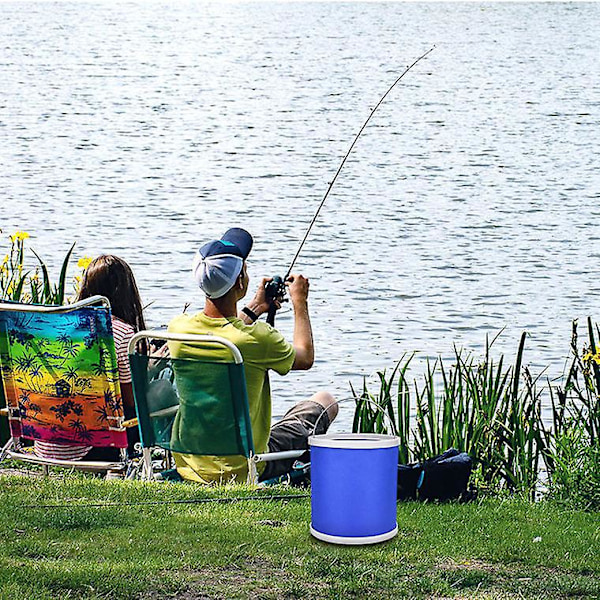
[309,432,400,449]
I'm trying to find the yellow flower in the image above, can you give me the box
[2,255,8,265]
[10,231,30,243]
[583,351,600,364]
[77,256,92,269]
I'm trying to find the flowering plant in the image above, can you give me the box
[0,230,89,305]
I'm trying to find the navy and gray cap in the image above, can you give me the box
[193,228,254,299]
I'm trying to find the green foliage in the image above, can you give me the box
[354,320,600,507]
[549,428,600,510]
[546,318,600,509]
[351,352,414,463]
[0,230,80,305]
[353,332,548,497]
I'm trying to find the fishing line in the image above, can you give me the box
[265,47,435,323]
[22,493,310,510]
[284,46,435,280]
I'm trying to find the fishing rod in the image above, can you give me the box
[265,46,435,325]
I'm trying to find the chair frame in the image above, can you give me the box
[128,330,305,483]
[0,295,130,473]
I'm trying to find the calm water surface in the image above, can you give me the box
[2,2,599,427]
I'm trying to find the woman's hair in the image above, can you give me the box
[77,255,147,334]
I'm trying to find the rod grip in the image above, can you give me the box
[267,302,277,326]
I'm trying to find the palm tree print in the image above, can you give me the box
[63,366,78,383]
[50,399,83,422]
[28,402,41,416]
[57,333,71,346]
[16,352,37,372]
[76,377,92,392]
[62,342,79,358]
[91,362,108,376]
[103,389,122,412]
[2,306,128,449]
[95,404,110,424]
[29,365,43,380]
[77,428,93,443]
[10,329,34,346]
[68,419,86,434]
[68,419,93,443]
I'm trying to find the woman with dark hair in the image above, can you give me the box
[34,255,155,462]
[79,255,147,330]
[77,255,148,422]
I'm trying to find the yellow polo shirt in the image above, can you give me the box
[167,312,295,483]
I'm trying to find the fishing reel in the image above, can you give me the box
[265,275,287,326]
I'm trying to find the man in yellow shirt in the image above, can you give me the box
[168,227,337,483]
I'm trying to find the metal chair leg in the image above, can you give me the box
[142,448,152,480]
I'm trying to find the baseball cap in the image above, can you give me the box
[192,228,253,299]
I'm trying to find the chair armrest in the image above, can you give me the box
[149,406,179,419]
[253,449,306,463]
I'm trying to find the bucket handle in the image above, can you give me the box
[310,396,398,439]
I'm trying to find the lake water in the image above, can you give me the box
[2,2,599,428]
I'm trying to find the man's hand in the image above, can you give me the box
[239,277,281,324]
[149,341,171,359]
[286,274,309,307]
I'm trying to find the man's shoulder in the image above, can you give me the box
[168,312,202,333]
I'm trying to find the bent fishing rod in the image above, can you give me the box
[265,46,435,325]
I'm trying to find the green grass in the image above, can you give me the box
[0,475,598,599]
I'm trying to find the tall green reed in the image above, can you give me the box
[351,352,414,464]
[352,332,547,497]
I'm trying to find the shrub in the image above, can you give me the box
[352,332,548,497]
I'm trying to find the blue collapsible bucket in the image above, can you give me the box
[309,433,399,545]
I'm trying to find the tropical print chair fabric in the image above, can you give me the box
[0,307,127,448]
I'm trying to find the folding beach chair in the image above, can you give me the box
[128,331,305,483]
[0,296,131,474]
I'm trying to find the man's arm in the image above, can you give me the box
[287,274,314,370]
[238,273,313,370]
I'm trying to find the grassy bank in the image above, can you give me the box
[0,474,598,599]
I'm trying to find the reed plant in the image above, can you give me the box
[352,332,548,497]
[351,353,414,463]
[546,318,600,509]
[0,230,83,305]
[0,231,30,301]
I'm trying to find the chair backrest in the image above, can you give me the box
[0,383,9,446]
[0,297,127,449]
[128,332,254,458]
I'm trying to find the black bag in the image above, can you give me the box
[397,448,474,501]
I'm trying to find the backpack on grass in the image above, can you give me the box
[397,448,474,502]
